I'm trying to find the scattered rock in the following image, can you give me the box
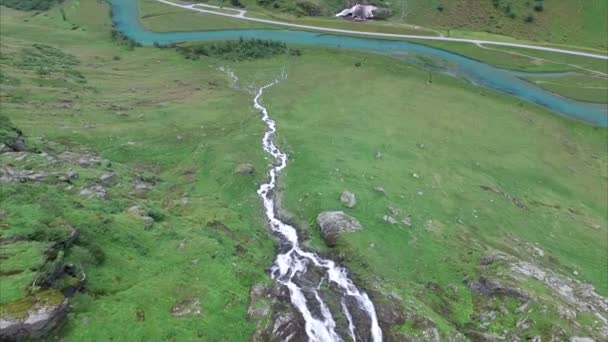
[383,215,398,224]
[79,185,106,199]
[375,151,383,159]
[58,151,103,168]
[570,337,595,342]
[127,206,154,229]
[98,172,117,186]
[0,167,47,183]
[401,216,412,226]
[171,297,203,317]
[511,261,608,324]
[479,253,506,266]
[58,170,79,183]
[0,209,5,220]
[339,191,357,208]
[316,211,362,246]
[235,163,255,175]
[132,179,152,194]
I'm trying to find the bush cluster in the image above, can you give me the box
[111,29,142,50]
[176,38,289,61]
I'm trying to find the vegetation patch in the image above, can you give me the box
[0,0,65,11]
[175,38,289,61]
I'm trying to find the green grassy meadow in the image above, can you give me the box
[1,0,607,340]
[251,48,607,337]
[1,2,277,340]
[222,0,608,50]
[142,0,608,104]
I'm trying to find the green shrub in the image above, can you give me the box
[0,115,23,149]
[372,7,393,20]
[296,0,324,16]
[177,38,288,61]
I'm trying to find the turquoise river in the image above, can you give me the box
[109,0,608,126]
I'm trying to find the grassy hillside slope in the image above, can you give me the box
[1,0,606,340]
[206,0,608,49]
[1,2,277,340]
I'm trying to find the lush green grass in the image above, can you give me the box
[393,0,608,49]
[141,0,608,104]
[407,40,608,74]
[139,0,275,31]
[191,0,608,49]
[1,1,277,340]
[1,0,607,340]
[238,47,608,337]
[523,74,608,103]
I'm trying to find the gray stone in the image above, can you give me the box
[0,167,47,183]
[99,172,117,186]
[171,297,202,317]
[59,170,79,182]
[383,215,398,224]
[373,186,386,195]
[316,211,362,246]
[339,191,357,208]
[235,163,255,175]
[79,185,106,199]
[0,299,69,340]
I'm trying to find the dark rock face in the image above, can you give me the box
[0,299,69,340]
[468,276,529,301]
[316,211,362,246]
[248,283,307,342]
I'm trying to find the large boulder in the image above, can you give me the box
[0,292,69,340]
[316,211,362,246]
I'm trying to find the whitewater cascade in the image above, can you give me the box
[253,72,383,342]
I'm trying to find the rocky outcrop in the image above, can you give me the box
[468,276,529,301]
[316,211,362,246]
[235,163,255,175]
[336,4,377,20]
[171,297,203,317]
[248,283,307,342]
[58,151,103,168]
[0,167,47,183]
[339,190,357,208]
[0,294,69,340]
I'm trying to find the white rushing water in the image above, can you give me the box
[253,72,383,342]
